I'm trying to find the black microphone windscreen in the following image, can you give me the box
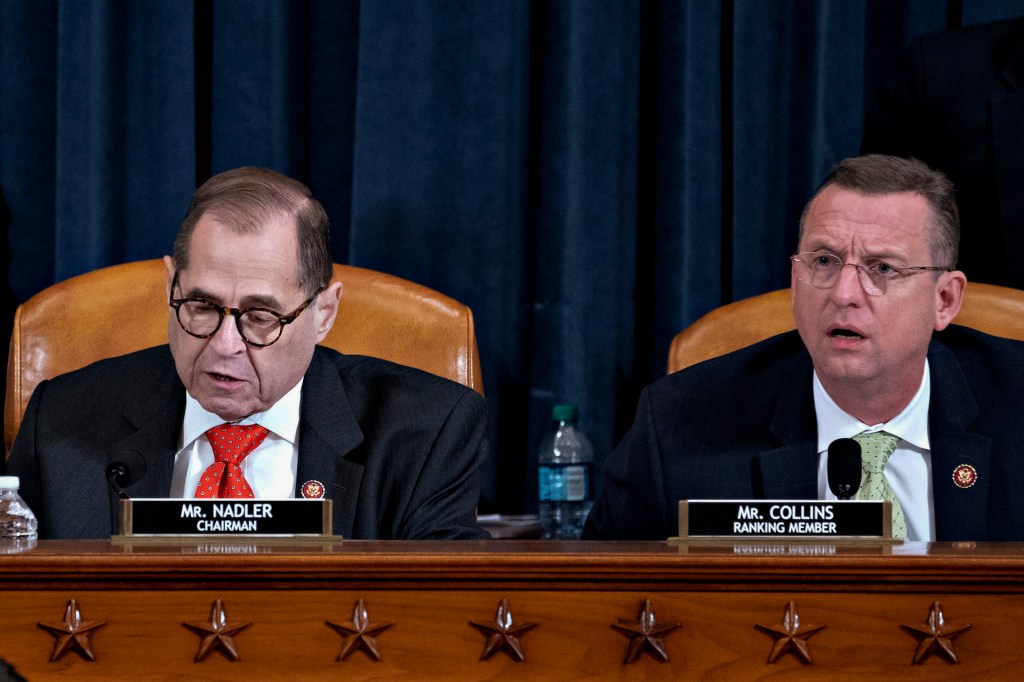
[106,450,148,490]
[827,438,862,499]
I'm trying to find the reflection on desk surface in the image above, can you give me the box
[477,514,543,539]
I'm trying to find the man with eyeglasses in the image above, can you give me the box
[585,154,1024,542]
[7,167,488,540]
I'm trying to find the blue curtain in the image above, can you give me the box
[3,0,1024,512]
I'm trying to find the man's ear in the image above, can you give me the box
[315,281,343,342]
[934,270,967,332]
[163,256,176,299]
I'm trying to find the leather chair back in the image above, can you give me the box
[6,260,482,454]
[668,282,1024,374]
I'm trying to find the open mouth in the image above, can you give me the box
[829,328,864,339]
[208,372,242,383]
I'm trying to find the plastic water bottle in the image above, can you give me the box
[538,404,594,539]
[0,476,38,553]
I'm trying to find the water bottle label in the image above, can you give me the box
[563,466,587,501]
[539,465,590,502]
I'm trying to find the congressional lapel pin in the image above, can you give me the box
[952,464,978,489]
[301,480,326,499]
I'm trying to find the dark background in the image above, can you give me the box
[3,0,1023,514]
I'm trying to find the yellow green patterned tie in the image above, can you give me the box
[853,431,906,540]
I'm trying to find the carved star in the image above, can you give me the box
[182,599,252,661]
[469,598,538,661]
[901,601,971,664]
[326,599,393,661]
[37,598,107,662]
[755,601,825,664]
[611,599,681,663]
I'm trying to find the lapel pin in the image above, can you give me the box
[301,480,326,499]
[952,464,978,489]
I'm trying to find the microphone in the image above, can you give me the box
[827,438,862,500]
[105,451,147,500]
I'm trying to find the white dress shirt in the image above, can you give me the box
[814,362,936,541]
[170,380,303,498]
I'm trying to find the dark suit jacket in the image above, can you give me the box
[862,17,1024,287]
[583,326,1024,541]
[7,345,489,540]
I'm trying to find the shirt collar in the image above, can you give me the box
[181,378,304,448]
[813,360,931,453]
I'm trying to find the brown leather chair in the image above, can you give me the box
[668,282,1024,374]
[5,260,482,454]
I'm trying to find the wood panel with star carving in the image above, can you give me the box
[2,540,1024,679]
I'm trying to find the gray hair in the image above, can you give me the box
[173,167,332,294]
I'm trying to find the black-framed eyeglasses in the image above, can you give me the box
[169,271,325,347]
[791,252,949,297]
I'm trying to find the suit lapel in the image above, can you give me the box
[105,347,366,537]
[113,398,183,498]
[104,348,186,532]
[761,351,819,499]
[747,338,992,536]
[927,340,991,541]
[296,349,364,538]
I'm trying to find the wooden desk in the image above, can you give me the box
[2,539,1024,679]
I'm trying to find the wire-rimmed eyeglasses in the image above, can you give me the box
[169,271,324,347]
[791,252,949,297]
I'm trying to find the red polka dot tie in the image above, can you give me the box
[194,423,270,498]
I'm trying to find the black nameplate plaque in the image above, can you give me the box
[678,499,891,539]
[120,499,333,537]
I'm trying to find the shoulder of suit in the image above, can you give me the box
[933,323,1024,358]
[311,345,477,400]
[656,330,806,393]
[46,345,175,388]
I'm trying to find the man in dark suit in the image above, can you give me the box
[7,167,488,540]
[585,154,1024,542]
[861,17,1024,288]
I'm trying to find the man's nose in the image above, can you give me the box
[831,262,868,304]
[209,311,247,354]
